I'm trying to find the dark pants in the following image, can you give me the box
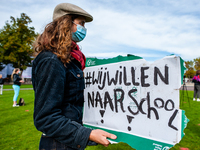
[194,85,200,98]
[39,134,97,150]
[39,135,73,150]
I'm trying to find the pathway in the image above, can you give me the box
[3,83,194,91]
[3,88,33,91]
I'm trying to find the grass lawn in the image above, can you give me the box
[0,88,199,150]
[0,89,40,150]
[3,84,33,89]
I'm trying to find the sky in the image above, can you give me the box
[0,0,200,63]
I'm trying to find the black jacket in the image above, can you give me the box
[192,74,200,85]
[13,74,21,86]
[0,78,4,85]
[32,50,92,150]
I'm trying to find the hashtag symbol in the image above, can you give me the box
[85,72,92,87]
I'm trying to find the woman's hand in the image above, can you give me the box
[89,129,117,147]
[19,80,24,83]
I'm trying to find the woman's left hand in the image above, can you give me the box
[20,80,24,83]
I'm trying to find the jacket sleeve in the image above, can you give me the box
[13,74,17,83]
[192,76,197,83]
[13,74,21,84]
[33,58,92,150]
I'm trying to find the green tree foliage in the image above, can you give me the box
[0,13,37,70]
[194,57,200,71]
[184,60,196,78]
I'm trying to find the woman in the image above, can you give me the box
[192,70,200,101]
[11,68,24,107]
[0,74,4,95]
[32,3,117,150]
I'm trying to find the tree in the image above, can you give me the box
[184,60,195,78]
[194,57,200,71]
[0,13,37,70]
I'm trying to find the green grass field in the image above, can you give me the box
[2,84,33,89]
[0,85,199,150]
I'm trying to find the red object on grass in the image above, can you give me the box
[180,148,189,150]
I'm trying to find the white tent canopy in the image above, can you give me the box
[21,67,32,78]
[0,64,14,78]
[0,64,32,79]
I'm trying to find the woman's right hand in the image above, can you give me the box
[89,129,117,147]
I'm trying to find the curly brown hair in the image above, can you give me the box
[34,15,79,64]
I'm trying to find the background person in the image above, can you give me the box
[11,68,24,107]
[192,70,200,101]
[32,3,117,150]
[0,74,4,95]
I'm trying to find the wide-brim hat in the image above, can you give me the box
[53,3,93,22]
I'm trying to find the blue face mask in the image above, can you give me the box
[72,22,87,42]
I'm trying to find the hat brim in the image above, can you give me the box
[53,3,93,22]
[67,12,93,22]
